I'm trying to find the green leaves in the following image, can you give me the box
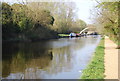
[2,2,57,41]
[95,2,119,42]
[2,3,12,24]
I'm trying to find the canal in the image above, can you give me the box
[2,35,101,79]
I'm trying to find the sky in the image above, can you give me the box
[75,1,97,24]
[2,0,97,24]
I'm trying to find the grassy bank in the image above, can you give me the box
[58,34,69,37]
[81,38,105,79]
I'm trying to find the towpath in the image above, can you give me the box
[104,36,118,79]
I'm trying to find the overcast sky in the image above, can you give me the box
[75,1,97,24]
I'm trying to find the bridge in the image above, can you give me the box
[79,26,97,35]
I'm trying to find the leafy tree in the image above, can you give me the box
[2,2,87,41]
[93,2,119,42]
[27,2,77,33]
[2,2,57,41]
[2,3,20,40]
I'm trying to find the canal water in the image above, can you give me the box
[2,35,101,79]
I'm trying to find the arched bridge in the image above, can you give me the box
[79,27,98,35]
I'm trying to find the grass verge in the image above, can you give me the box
[58,34,69,37]
[81,38,105,79]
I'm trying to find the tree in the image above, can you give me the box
[2,2,57,41]
[26,2,77,33]
[93,2,119,42]
[70,19,87,32]
[2,3,20,40]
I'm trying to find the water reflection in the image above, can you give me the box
[2,35,101,79]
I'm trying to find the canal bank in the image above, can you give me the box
[81,37,105,79]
